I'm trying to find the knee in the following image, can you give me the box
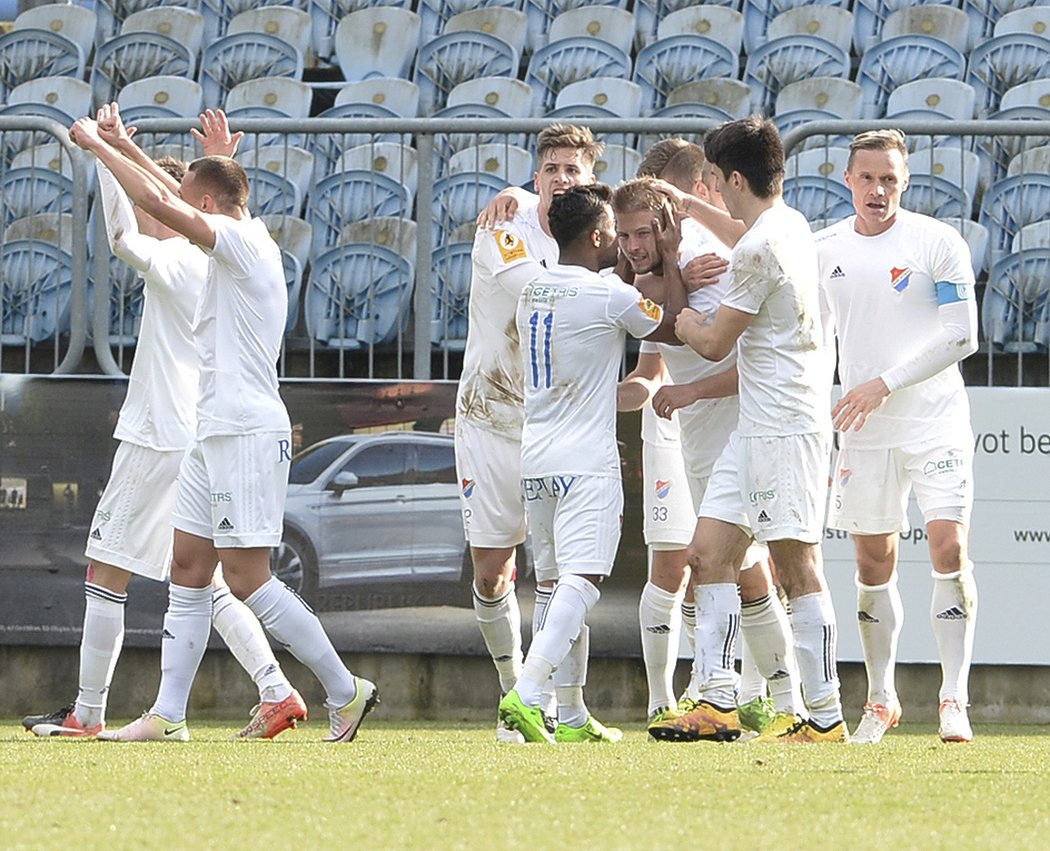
[929,537,965,573]
[472,548,516,598]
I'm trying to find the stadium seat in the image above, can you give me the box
[962,0,1036,44]
[200,8,309,108]
[983,248,1050,352]
[305,243,414,349]
[419,0,522,40]
[662,79,752,120]
[238,145,315,218]
[0,238,73,345]
[4,213,75,253]
[856,35,966,119]
[774,77,862,148]
[447,143,533,185]
[224,77,313,148]
[525,7,632,115]
[431,170,507,244]
[341,216,418,263]
[0,163,76,227]
[885,78,977,122]
[979,172,1050,270]
[118,75,203,123]
[782,174,854,228]
[767,5,853,54]
[15,3,96,61]
[0,12,86,98]
[200,0,299,46]
[94,0,190,45]
[334,8,420,83]
[524,0,628,53]
[945,216,990,275]
[853,0,959,54]
[310,0,410,63]
[784,146,850,182]
[549,77,644,120]
[432,76,533,157]
[967,8,1050,117]
[744,35,851,115]
[634,34,736,114]
[906,148,980,218]
[260,213,313,332]
[635,0,737,50]
[0,77,93,161]
[743,0,848,54]
[430,241,473,348]
[976,79,1050,185]
[415,8,524,114]
[1012,219,1050,251]
[593,143,643,186]
[339,142,419,198]
[91,7,203,108]
[335,78,421,118]
[309,169,413,254]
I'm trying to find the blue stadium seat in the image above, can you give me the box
[0,25,84,99]
[743,0,847,53]
[311,0,410,62]
[260,214,313,333]
[334,7,421,82]
[967,9,1050,117]
[0,239,73,345]
[309,170,412,254]
[526,37,632,115]
[744,35,850,115]
[430,241,473,348]
[856,35,965,118]
[239,145,315,218]
[853,0,960,54]
[782,175,854,228]
[419,0,523,40]
[983,248,1050,353]
[431,171,507,244]
[979,172,1050,271]
[635,0,741,51]
[634,35,736,113]
[524,0,628,53]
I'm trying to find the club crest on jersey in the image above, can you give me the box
[838,467,852,487]
[655,479,672,499]
[890,266,911,292]
[494,229,527,263]
[461,478,476,498]
[638,297,662,321]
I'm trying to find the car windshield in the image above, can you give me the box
[288,438,357,484]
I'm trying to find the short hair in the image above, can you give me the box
[547,183,614,249]
[536,123,604,168]
[637,138,691,178]
[659,143,705,193]
[155,156,187,183]
[703,116,784,199]
[612,176,666,216]
[847,129,909,171]
[186,155,249,210]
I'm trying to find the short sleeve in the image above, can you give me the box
[929,226,976,289]
[209,217,258,280]
[475,224,547,297]
[720,241,775,316]
[607,275,662,339]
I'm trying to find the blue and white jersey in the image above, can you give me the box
[517,263,661,478]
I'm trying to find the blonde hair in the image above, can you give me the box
[637,138,691,178]
[848,129,909,171]
[536,123,604,168]
[612,176,667,215]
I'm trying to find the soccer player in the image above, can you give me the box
[22,109,299,741]
[498,184,687,742]
[817,129,979,744]
[68,108,377,742]
[455,124,604,741]
[615,164,801,738]
[659,116,847,743]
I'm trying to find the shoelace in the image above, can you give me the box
[779,717,809,738]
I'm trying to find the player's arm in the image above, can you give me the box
[476,186,537,229]
[652,364,738,419]
[644,204,689,344]
[617,350,666,411]
[681,252,729,292]
[651,177,746,248]
[71,117,219,251]
[674,304,752,361]
[95,161,155,274]
[833,282,978,433]
[95,103,181,195]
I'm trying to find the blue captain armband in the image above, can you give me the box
[935,280,974,305]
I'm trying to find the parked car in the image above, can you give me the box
[271,431,471,604]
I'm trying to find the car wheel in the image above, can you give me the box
[271,532,319,603]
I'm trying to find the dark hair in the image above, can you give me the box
[186,155,250,210]
[546,183,614,249]
[154,155,187,183]
[637,137,690,178]
[703,116,784,199]
[536,122,604,168]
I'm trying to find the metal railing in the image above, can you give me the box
[2,115,1048,387]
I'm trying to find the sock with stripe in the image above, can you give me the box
[212,585,292,704]
[472,581,522,694]
[790,591,844,728]
[692,582,740,708]
[74,581,128,728]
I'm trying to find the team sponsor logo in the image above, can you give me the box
[94,509,111,522]
[748,489,776,505]
[638,297,662,321]
[494,229,527,263]
[757,510,772,524]
[523,475,578,501]
[857,610,879,624]
[655,479,672,499]
[89,528,103,541]
[890,266,911,292]
[838,467,852,487]
[211,491,232,504]
[217,517,234,532]
[461,478,476,498]
[830,265,845,279]
[922,458,961,477]
[936,606,967,621]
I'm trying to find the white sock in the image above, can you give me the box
[554,623,590,727]
[740,593,801,714]
[211,586,292,703]
[736,631,765,705]
[931,565,978,705]
[151,584,213,723]
[533,585,556,718]
[681,601,696,655]
[692,582,740,708]
[245,577,356,708]
[857,576,904,707]
[517,575,600,708]
[74,582,127,728]
[638,581,682,714]
[472,581,523,694]
[790,591,843,728]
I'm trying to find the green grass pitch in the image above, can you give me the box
[3,720,1050,849]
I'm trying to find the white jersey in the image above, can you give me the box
[816,208,976,449]
[97,163,201,452]
[518,264,662,478]
[456,197,557,441]
[722,203,829,437]
[639,391,680,446]
[194,215,290,437]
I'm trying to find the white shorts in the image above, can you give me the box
[642,441,699,549]
[679,395,739,481]
[827,439,974,534]
[85,441,182,581]
[172,432,290,549]
[455,418,526,548]
[700,430,829,545]
[523,474,622,582]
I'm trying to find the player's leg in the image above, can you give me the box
[210,567,304,740]
[457,421,526,697]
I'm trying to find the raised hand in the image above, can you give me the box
[95,102,136,148]
[191,108,244,158]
